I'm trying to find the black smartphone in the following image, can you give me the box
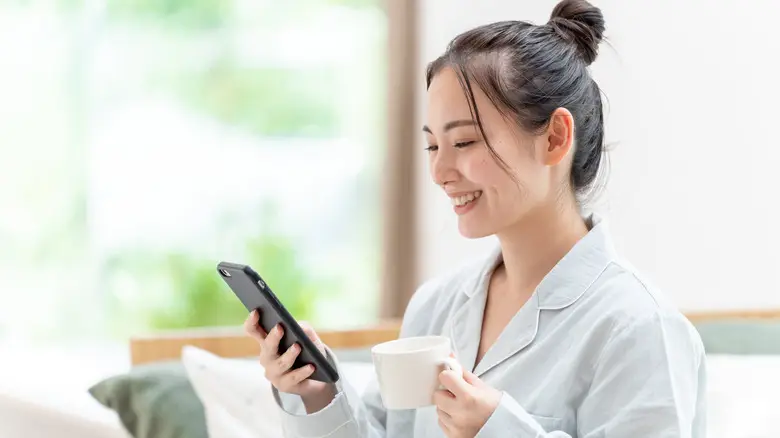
[216,261,339,383]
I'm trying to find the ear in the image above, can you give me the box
[543,107,574,166]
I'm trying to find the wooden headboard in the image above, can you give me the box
[129,319,403,366]
[128,310,780,366]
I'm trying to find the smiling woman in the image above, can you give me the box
[423,64,587,241]
[257,1,707,437]
[422,2,606,239]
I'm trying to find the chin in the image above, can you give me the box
[457,220,495,239]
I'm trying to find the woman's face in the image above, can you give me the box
[425,67,573,239]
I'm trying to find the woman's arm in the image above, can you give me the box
[272,282,440,438]
[475,312,706,437]
[273,347,391,438]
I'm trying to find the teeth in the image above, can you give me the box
[451,191,482,207]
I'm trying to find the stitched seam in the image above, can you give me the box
[610,259,661,308]
[540,262,611,311]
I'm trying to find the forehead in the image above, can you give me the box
[426,66,497,130]
[427,67,471,116]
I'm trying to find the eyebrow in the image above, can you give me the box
[422,119,477,134]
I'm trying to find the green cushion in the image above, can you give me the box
[694,320,780,355]
[89,362,207,438]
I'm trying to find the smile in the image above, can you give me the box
[450,190,482,207]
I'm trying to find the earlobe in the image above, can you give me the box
[544,108,574,166]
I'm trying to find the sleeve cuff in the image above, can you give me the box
[273,389,306,415]
[273,389,354,437]
[271,346,357,437]
[475,392,546,437]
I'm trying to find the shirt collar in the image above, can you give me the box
[464,214,616,309]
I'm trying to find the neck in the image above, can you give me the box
[494,201,589,298]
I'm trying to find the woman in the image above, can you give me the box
[244,0,707,436]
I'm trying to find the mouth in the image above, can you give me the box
[450,190,482,215]
[450,190,482,207]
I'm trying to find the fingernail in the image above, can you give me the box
[307,365,315,372]
[275,324,282,334]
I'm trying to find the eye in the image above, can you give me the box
[454,140,475,148]
[425,145,438,152]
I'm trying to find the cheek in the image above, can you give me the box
[463,153,520,200]
[463,153,501,187]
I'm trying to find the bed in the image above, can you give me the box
[1,310,778,438]
[0,321,401,438]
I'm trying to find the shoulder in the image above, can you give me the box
[587,259,704,356]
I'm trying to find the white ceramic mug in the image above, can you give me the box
[371,335,462,410]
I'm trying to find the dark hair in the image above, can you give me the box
[426,0,607,199]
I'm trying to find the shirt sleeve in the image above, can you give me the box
[272,346,388,438]
[270,280,441,438]
[476,312,707,438]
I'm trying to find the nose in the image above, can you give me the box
[431,146,459,187]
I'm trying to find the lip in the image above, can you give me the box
[446,190,482,198]
[452,194,481,216]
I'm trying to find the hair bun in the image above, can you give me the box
[548,0,605,65]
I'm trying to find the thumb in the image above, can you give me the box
[439,369,471,398]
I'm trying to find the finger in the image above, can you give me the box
[243,310,266,343]
[436,407,456,431]
[300,322,319,342]
[433,389,457,414]
[268,343,301,379]
[261,324,284,361]
[279,364,316,390]
[439,369,471,398]
[300,322,326,354]
[462,369,481,386]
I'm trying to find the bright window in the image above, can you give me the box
[0,0,386,344]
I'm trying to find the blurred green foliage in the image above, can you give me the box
[169,59,341,138]
[325,0,382,8]
[104,230,334,335]
[101,0,382,31]
[91,0,381,334]
[64,0,382,138]
[151,233,319,329]
[106,0,231,29]
[0,0,383,339]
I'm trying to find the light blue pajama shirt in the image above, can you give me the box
[273,215,707,437]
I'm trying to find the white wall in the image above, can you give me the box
[415,0,780,310]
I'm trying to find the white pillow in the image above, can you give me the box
[705,354,780,438]
[182,346,282,438]
[181,346,377,438]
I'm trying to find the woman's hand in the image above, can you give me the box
[244,309,336,413]
[434,366,502,438]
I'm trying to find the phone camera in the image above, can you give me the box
[219,268,231,277]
